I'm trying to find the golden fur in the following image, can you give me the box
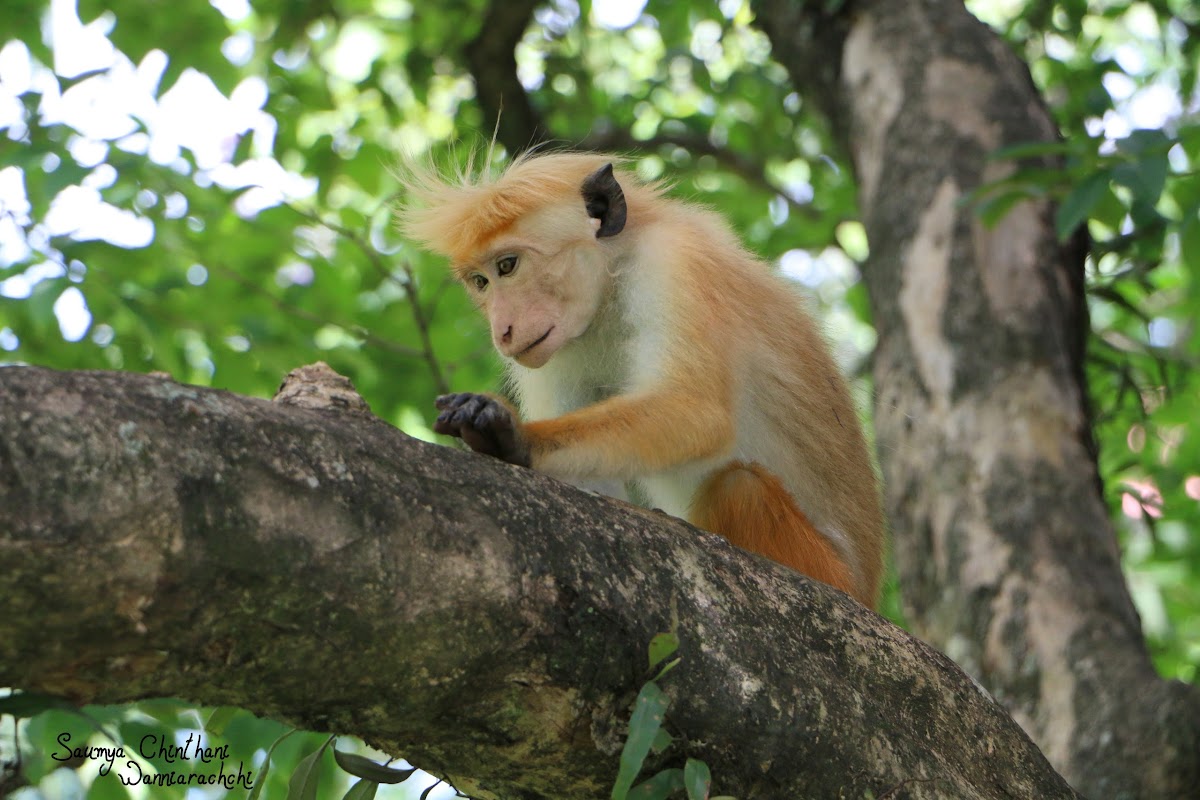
[399,152,885,606]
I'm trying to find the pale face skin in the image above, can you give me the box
[459,205,610,369]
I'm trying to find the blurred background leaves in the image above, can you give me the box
[1,0,1197,797]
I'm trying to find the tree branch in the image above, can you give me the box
[580,128,824,221]
[466,0,547,155]
[0,366,1082,800]
[283,202,452,395]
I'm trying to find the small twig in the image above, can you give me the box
[425,274,459,322]
[283,203,451,395]
[211,264,423,358]
[397,260,451,395]
[580,128,827,222]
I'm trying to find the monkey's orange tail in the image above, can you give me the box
[690,461,863,604]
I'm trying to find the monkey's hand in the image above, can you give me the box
[434,393,532,468]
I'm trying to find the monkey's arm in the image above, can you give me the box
[435,385,734,480]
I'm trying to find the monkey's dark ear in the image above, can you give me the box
[581,163,627,238]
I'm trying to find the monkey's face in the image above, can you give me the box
[446,161,627,369]
[463,204,611,369]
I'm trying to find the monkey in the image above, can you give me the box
[398,152,885,607]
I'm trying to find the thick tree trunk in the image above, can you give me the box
[0,366,1084,800]
[755,1,1200,798]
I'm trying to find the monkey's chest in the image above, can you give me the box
[554,317,640,402]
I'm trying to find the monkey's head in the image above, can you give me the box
[398,153,634,368]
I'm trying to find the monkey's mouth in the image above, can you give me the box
[520,327,554,356]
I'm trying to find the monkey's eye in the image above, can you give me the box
[470,273,489,291]
[496,254,519,276]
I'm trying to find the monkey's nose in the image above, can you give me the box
[500,326,513,345]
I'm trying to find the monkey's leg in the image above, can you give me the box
[689,461,859,601]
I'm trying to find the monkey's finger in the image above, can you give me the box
[435,392,474,411]
[436,395,502,448]
[433,411,467,437]
[433,422,460,438]
[448,395,490,428]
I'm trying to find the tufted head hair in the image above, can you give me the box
[396,150,635,264]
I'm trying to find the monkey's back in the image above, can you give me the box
[626,195,885,601]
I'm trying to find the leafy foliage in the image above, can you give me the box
[1,0,1198,797]
[610,632,730,800]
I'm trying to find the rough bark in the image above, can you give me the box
[0,366,1083,800]
[754,1,1200,798]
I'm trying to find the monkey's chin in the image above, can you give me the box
[513,346,556,369]
[512,328,561,369]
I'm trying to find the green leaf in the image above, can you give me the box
[1178,124,1200,160]
[648,632,680,671]
[628,768,685,800]
[843,280,872,325]
[3,1,52,65]
[1112,157,1167,211]
[684,758,712,800]
[287,736,334,800]
[86,770,131,800]
[332,750,416,784]
[988,139,1076,162]
[203,706,240,736]
[343,779,380,800]
[612,682,671,800]
[1055,168,1111,240]
[0,691,78,719]
[975,189,1033,228]
[1180,215,1200,275]
[78,0,239,93]
[246,729,298,800]
[0,693,119,751]
[26,160,91,221]
[651,727,673,756]
[1129,200,1166,231]
[1115,128,1170,157]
